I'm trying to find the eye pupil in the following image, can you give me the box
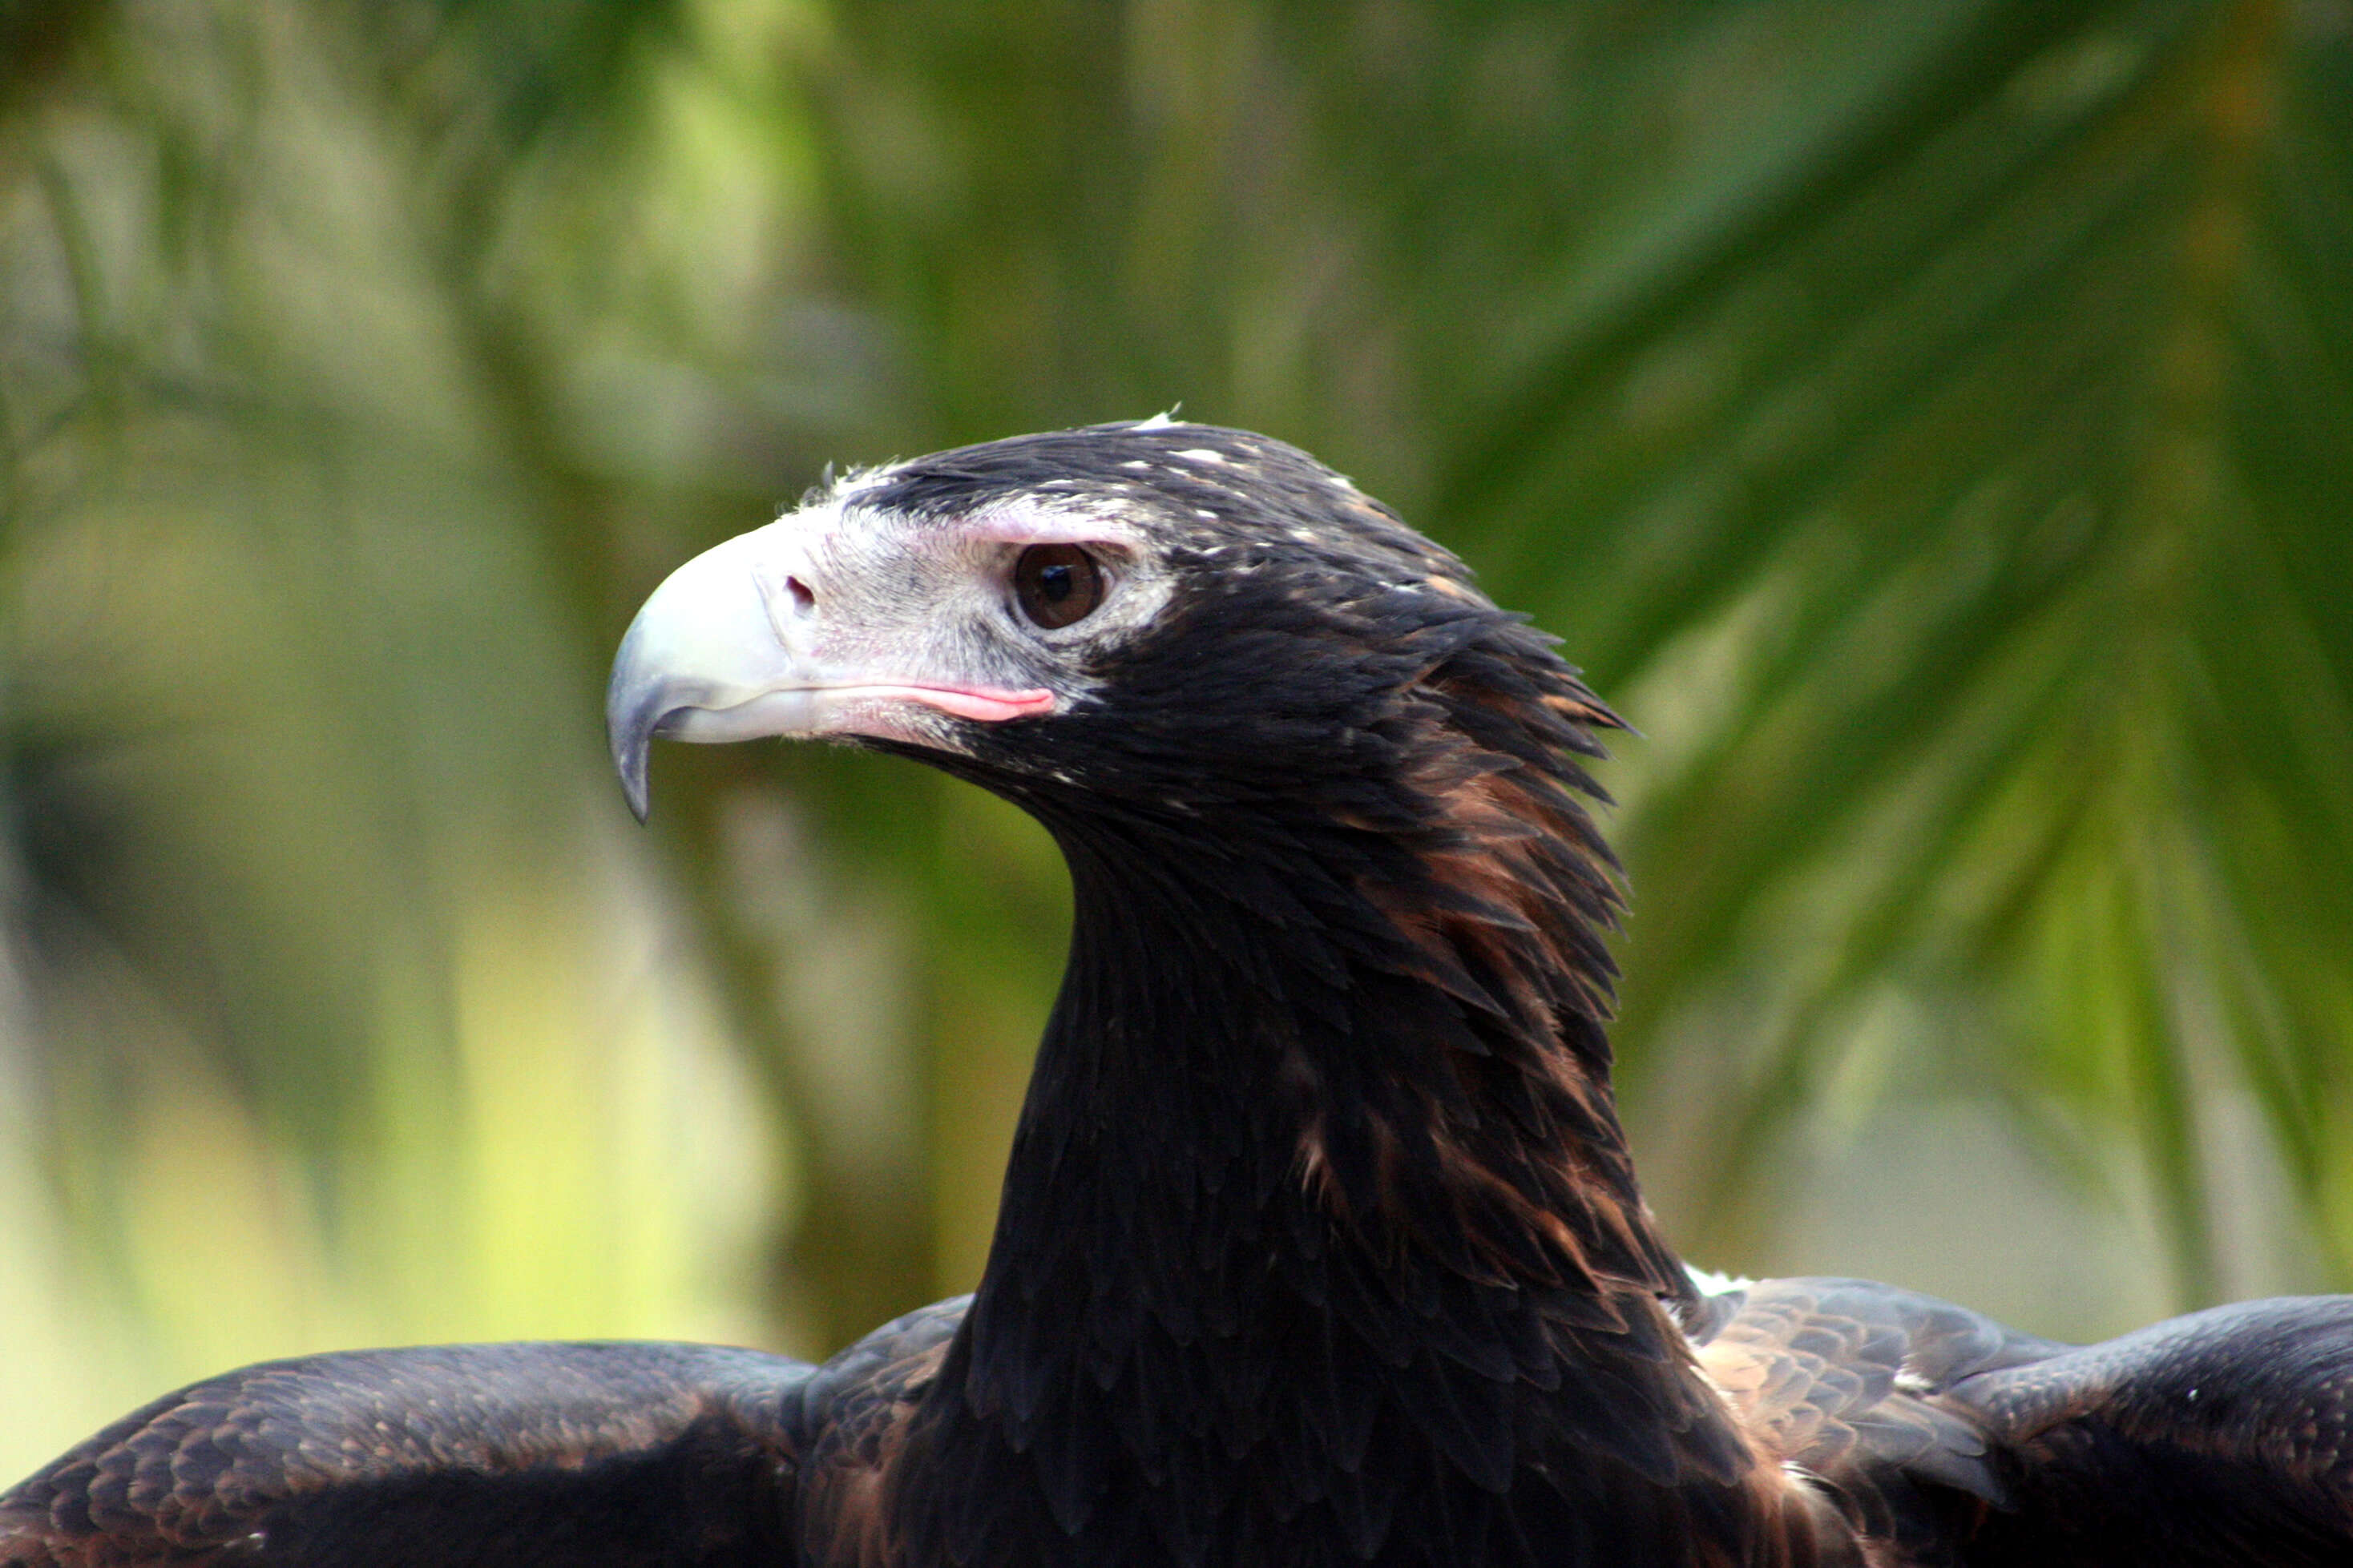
[1015,544,1104,629]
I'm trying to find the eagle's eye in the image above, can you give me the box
[1013,543,1105,629]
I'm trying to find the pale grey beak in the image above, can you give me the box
[607,522,825,823]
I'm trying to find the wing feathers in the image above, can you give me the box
[0,1343,815,1568]
[1697,1283,2353,1564]
[1949,1296,2353,1566]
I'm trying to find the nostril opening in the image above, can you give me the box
[785,576,816,614]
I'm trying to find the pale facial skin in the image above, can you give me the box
[608,478,1177,819]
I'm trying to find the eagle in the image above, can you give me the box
[6,420,2351,1566]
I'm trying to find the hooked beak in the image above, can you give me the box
[607,521,1053,821]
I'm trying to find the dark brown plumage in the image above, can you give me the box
[6,421,2351,1566]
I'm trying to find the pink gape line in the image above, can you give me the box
[882,684,1057,723]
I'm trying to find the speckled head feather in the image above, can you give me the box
[823,423,1661,1291]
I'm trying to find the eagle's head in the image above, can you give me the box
[611,420,1674,1312]
[610,419,1617,858]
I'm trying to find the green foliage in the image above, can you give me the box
[1,0,2347,1479]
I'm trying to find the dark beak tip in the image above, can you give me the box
[607,625,664,824]
[607,690,658,824]
[611,725,655,824]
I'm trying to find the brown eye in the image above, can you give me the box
[1013,543,1104,629]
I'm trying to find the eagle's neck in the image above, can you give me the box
[893,753,1774,1565]
[1003,812,1688,1305]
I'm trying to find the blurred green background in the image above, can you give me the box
[3,0,2349,1481]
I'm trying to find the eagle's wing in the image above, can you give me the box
[0,1297,975,1568]
[1947,1294,2353,1566]
[0,1340,818,1567]
[1688,1276,2064,1553]
[1696,1279,2353,1565]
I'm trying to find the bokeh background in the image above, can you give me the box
[3,0,2349,1481]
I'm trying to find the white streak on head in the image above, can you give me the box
[1172,447,1227,465]
[1130,410,1184,431]
[946,495,1156,550]
[820,460,909,503]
